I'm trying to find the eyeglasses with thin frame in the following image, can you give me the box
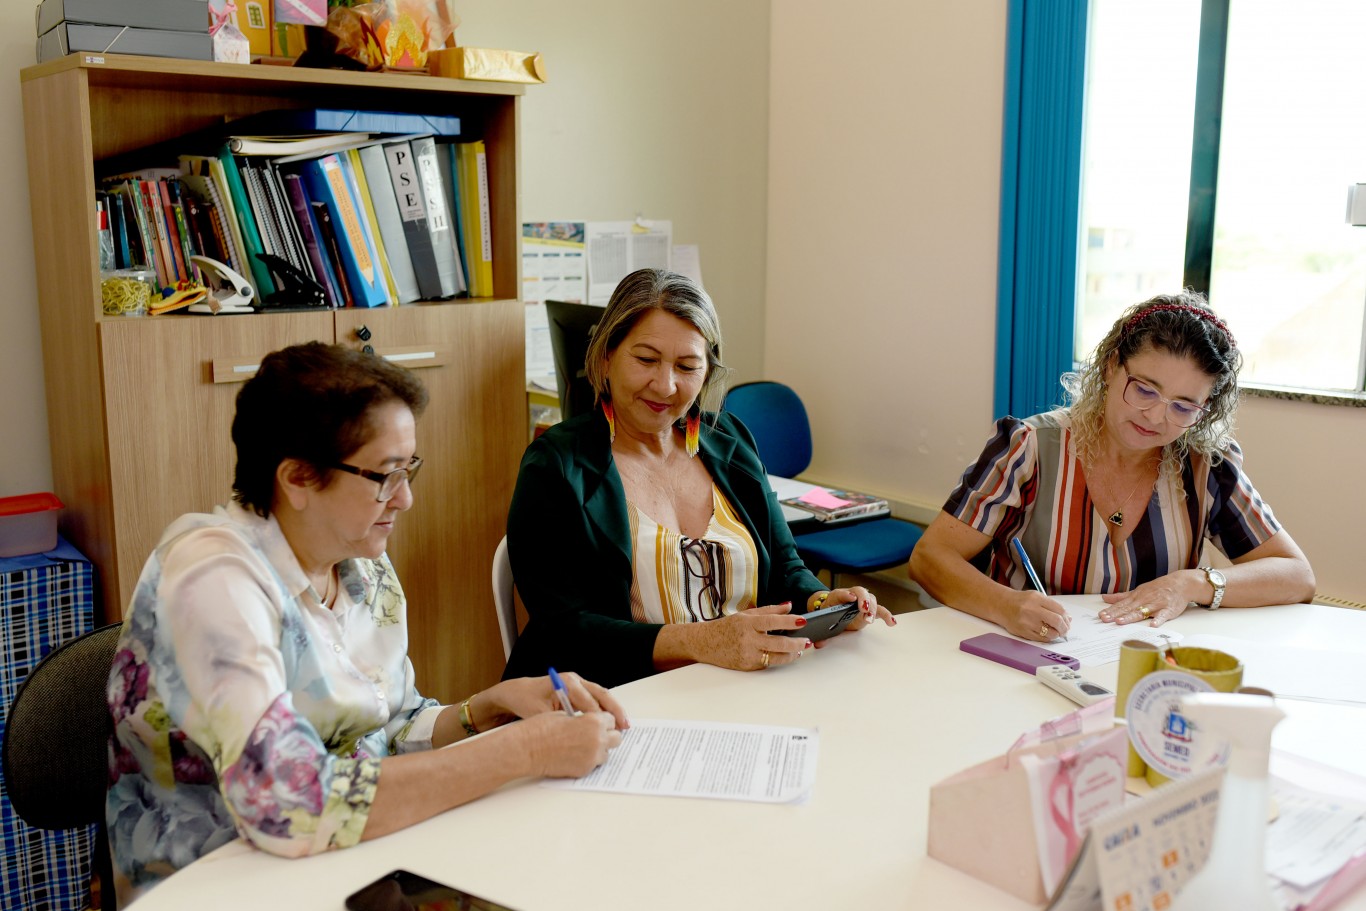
[331,456,423,502]
[680,537,725,622]
[1121,373,1208,428]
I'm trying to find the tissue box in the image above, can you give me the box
[0,493,63,558]
[428,47,547,83]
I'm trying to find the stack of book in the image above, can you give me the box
[780,489,890,523]
[97,109,497,309]
[36,0,212,64]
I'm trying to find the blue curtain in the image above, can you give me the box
[994,0,1089,419]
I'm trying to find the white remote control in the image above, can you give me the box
[1036,664,1114,706]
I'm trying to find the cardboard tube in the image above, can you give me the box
[1117,640,1160,778]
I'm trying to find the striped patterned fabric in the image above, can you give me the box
[0,538,95,911]
[945,413,1282,594]
[627,485,760,625]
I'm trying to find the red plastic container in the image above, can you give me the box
[0,492,64,557]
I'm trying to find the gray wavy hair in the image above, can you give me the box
[584,268,730,413]
[1063,290,1241,475]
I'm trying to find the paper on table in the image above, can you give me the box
[966,595,1183,668]
[766,474,817,524]
[544,719,819,803]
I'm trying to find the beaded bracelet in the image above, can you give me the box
[459,697,479,736]
[812,591,830,611]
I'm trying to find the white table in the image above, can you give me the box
[131,604,1366,910]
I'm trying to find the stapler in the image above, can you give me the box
[187,255,256,314]
[255,254,330,311]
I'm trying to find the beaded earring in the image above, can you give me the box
[684,402,701,458]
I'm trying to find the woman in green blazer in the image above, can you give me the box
[505,269,894,687]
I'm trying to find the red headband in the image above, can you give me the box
[1122,303,1236,349]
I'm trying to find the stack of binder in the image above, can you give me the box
[35,0,212,64]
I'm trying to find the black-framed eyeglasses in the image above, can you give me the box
[680,537,726,622]
[1121,373,1208,428]
[332,456,423,502]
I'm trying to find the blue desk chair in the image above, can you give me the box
[723,381,923,590]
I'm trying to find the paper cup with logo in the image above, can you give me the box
[1124,646,1242,787]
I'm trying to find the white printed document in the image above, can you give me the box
[545,719,818,803]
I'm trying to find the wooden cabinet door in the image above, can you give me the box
[335,302,526,703]
[99,313,335,613]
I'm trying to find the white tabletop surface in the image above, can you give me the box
[130,602,1366,910]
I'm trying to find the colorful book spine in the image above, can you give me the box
[215,145,276,297]
[456,141,494,297]
[299,154,385,307]
[312,200,355,308]
[284,174,342,308]
[410,136,464,298]
[345,148,397,306]
[357,143,420,303]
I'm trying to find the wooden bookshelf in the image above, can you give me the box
[20,54,527,703]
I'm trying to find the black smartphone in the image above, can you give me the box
[768,600,860,641]
[344,869,518,911]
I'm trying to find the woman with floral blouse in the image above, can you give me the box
[106,342,627,903]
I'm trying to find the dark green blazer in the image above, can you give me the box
[503,409,824,687]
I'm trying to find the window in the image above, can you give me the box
[1078,0,1366,391]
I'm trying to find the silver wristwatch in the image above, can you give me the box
[1198,566,1227,610]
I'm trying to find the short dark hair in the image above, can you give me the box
[231,343,429,517]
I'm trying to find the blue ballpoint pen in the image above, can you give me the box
[548,667,576,716]
[1011,537,1067,642]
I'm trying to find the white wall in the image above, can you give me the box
[0,12,47,498]
[766,1,1008,510]
[454,0,771,385]
[765,1,1366,602]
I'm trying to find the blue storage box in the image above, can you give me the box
[0,538,96,911]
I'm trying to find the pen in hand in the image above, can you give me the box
[548,667,577,716]
[1010,537,1067,642]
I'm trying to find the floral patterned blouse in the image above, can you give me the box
[106,503,445,901]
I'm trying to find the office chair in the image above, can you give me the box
[723,381,923,590]
[491,536,518,660]
[545,300,605,421]
[3,622,123,910]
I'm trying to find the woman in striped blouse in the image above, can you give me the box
[909,292,1314,642]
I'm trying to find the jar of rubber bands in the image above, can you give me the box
[100,269,157,317]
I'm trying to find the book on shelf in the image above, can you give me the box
[214,145,276,297]
[405,136,466,299]
[283,174,343,308]
[311,201,356,308]
[455,140,494,297]
[435,141,470,293]
[296,153,387,308]
[345,148,400,306]
[228,132,375,157]
[780,489,890,523]
[356,145,421,304]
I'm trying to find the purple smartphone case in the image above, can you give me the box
[959,632,1080,673]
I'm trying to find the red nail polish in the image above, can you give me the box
[804,640,813,649]
[794,617,807,627]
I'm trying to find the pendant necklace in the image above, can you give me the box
[1093,460,1157,527]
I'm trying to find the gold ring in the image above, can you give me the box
[1039,623,1049,638]
[1138,605,1151,618]
[760,650,770,669]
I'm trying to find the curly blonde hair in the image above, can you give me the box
[1063,290,1241,478]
